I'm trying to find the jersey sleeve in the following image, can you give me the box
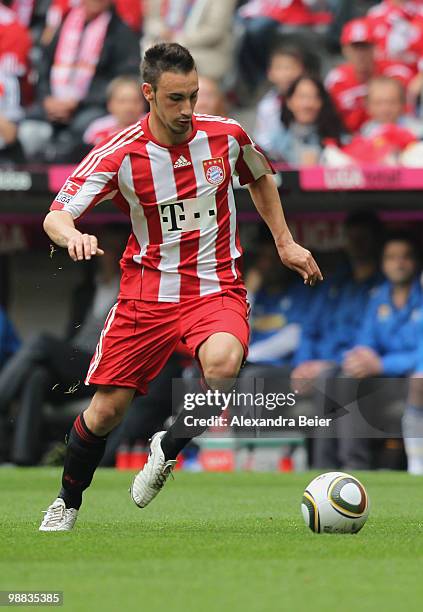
[49,144,121,220]
[233,123,275,186]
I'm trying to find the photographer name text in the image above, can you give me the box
[183,415,332,428]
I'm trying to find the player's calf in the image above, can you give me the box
[130,336,245,509]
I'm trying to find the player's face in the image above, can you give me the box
[108,84,145,127]
[147,70,199,136]
[382,241,417,285]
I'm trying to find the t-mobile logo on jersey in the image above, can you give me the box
[159,196,217,233]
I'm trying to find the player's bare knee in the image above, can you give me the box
[203,350,242,382]
[85,386,134,433]
[91,403,123,430]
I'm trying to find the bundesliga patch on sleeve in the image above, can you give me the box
[55,180,81,205]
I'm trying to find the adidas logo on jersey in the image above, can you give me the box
[173,155,192,168]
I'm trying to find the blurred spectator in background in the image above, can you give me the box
[0,225,125,465]
[338,76,423,165]
[326,18,414,133]
[254,43,320,153]
[237,234,310,437]
[367,0,423,73]
[0,305,20,371]
[402,322,423,475]
[237,0,331,92]
[0,72,25,163]
[11,0,53,44]
[142,0,237,82]
[265,75,344,165]
[10,0,38,26]
[239,0,332,28]
[238,0,336,92]
[317,232,422,470]
[243,236,310,370]
[362,76,423,138]
[42,0,142,45]
[0,1,31,78]
[344,232,422,380]
[194,75,227,116]
[292,210,384,391]
[325,0,359,52]
[18,0,140,162]
[293,211,384,470]
[83,75,146,147]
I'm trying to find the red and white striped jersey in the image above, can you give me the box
[51,113,274,303]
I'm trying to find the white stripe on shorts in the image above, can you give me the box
[85,302,119,385]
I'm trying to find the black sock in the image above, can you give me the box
[160,430,191,461]
[59,412,107,510]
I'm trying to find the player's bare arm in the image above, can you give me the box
[248,174,323,286]
[43,210,104,262]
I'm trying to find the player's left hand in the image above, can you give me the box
[277,241,323,286]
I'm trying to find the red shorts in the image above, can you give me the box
[85,289,250,395]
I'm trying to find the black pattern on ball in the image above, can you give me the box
[303,491,320,532]
[328,477,367,517]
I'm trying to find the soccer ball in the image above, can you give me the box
[301,472,370,534]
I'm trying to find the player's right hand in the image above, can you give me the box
[67,233,104,261]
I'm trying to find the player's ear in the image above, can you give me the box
[142,82,154,103]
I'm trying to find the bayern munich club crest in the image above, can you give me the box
[203,157,225,186]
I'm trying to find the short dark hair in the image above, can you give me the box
[383,230,421,261]
[142,43,196,89]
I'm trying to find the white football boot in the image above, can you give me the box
[39,497,78,532]
[130,431,177,508]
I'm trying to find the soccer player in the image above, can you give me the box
[39,43,322,531]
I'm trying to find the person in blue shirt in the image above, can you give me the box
[317,232,422,470]
[344,233,422,378]
[292,210,384,393]
[244,237,310,371]
[236,235,311,450]
[0,307,20,371]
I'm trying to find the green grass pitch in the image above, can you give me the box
[1,469,423,612]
